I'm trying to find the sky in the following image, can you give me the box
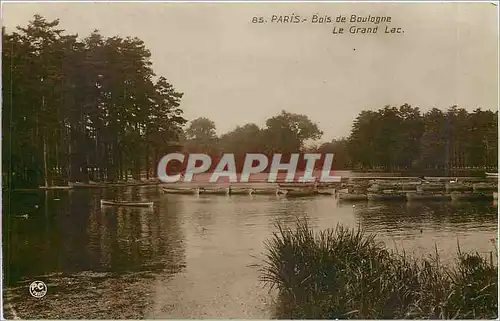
[2,1,498,142]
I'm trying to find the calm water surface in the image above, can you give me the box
[2,186,498,318]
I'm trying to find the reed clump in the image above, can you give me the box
[260,220,498,319]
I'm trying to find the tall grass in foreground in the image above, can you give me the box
[259,220,498,319]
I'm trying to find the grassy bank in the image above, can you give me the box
[260,220,498,319]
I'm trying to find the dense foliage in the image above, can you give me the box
[184,104,497,171]
[3,16,187,187]
[260,220,498,319]
[347,104,498,171]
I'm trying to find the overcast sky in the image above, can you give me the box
[2,2,498,142]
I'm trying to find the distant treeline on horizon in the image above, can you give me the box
[2,15,497,188]
[183,105,498,172]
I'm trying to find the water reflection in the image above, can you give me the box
[3,188,497,319]
[353,200,497,262]
[4,187,186,285]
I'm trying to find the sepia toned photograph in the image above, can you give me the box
[1,1,498,319]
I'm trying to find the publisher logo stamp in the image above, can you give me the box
[29,281,47,298]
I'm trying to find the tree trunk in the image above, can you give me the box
[145,137,150,180]
[43,135,49,188]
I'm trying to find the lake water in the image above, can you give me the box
[2,186,498,319]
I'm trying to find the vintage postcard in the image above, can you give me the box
[1,1,498,319]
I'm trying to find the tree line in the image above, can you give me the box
[346,105,498,171]
[2,16,497,188]
[184,105,498,172]
[3,15,187,188]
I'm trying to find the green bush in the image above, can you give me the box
[260,219,498,319]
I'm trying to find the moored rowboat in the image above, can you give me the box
[278,182,316,188]
[100,199,154,207]
[283,189,317,197]
[406,192,451,201]
[416,184,445,192]
[200,187,230,195]
[39,185,73,190]
[472,183,498,192]
[445,183,472,192]
[228,188,252,195]
[424,177,484,182]
[450,192,493,201]
[162,187,200,195]
[249,188,286,195]
[316,188,335,196]
[338,193,368,201]
[367,193,406,201]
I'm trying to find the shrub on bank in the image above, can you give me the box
[259,220,498,319]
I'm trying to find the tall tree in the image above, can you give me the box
[261,110,323,153]
[184,117,219,154]
[219,123,263,154]
[2,15,187,187]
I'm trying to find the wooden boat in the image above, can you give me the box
[406,192,451,201]
[424,177,486,182]
[283,189,317,197]
[162,187,200,195]
[348,176,419,181]
[367,193,406,201]
[367,182,419,192]
[338,193,368,201]
[228,188,252,195]
[450,192,493,201]
[278,182,317,188]
[316,188,335,196]
[199,187,229,195]
[445,182,472,192]
[39,185,73,190]
[11,188,40,192]
[367,183,398,191]
[416,184,445,192]
[316,182,341,188]
[100,199,154,207]
[473,183,498,192]
[249,188,285,195]
[69,182,104,188]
